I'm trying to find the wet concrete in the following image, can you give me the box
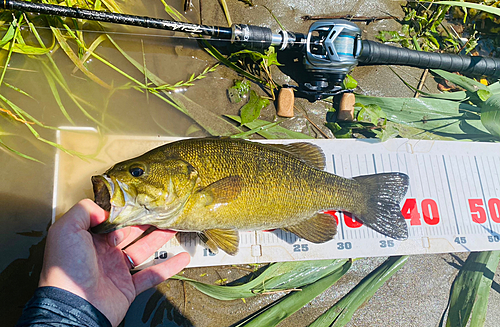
[1,0,500,326]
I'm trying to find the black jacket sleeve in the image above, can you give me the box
[16,287,112,327]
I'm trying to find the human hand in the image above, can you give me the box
[38,199,190,326]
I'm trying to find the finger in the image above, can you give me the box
[122,229,177,266]
[54,199,108,232]
[106,225,149,248]
[132,252,190,295]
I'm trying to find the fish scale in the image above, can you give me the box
[92,137,409,255]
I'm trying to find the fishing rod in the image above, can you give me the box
[2,0,500,101]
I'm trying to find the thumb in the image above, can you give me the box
[55,199,108,232]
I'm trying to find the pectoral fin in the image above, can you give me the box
[198,176,242,206]
[283,213,337,243]
[200,229,240,255]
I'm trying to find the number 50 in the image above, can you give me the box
[468,198,500,223]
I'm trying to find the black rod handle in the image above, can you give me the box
[359,40,500,78]
[1,0,233,38]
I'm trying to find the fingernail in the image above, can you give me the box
[113,236,118,247]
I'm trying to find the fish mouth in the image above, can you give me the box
[92,175,112,212]
[91,175,126,234]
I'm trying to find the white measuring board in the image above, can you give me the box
[52,129,500,268]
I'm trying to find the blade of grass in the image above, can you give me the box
[107,35,242,135]
[4,82,35,100]
[430,69,489,93]
[433,1,500,17]
[100,0,123,13]
[0,20,16,48]
[159,0,187,22]
[42,65,75,125]
[0,93,86,156]
[173,260,349,301]
[480,93,500,137]
[238,260,352,327]
[308,256,408,327]
[230,121,280,138]
[71,34,107,75]
[389,67,468,101]
[0,93,54,129]
[469,251,500,326]
[445,251,500,327]
[201,40,267,85]
[354,94,490,138]
[219,0,232,26]
[41,61,109,130]
[0,138,42,162]
[0,15,21,87]
[226,115,314,139]
[50,25,111,89]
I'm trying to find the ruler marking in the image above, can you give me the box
[442,155,460,234]
[451,155,469,234]
[472,155,484,234]
[490,156,500,233]
[457,155,474,234]
[416,155,425,232]
[431,155,444,236]
[467,155,481,234]
[339,155,345,240]
[465,155,477,195]
[439,154,452,236]
[357,154,361,175]
[403,153,413,197]
[348,155,357,241]
[475,156,493,231]
[332,154,337,174]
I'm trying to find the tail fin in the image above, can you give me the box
[352,173,409,240]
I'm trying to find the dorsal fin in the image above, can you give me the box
[283,212,337,243]
[269,142,326,170]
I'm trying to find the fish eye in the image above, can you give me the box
[129,166,144,177]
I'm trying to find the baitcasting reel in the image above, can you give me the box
[2,0,500,102]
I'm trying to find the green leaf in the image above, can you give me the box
[309,256,408,327]
[354,95,497,141]
[240,90,269,124]
[444,251,500,327]
[264,46,280,66]
[433,1,500,17]
[0,138,42,163]
[108,35,242,136]
[341,75,357,90]
[173,259,349,301]
[477,90,492,102]
[481,93,500,137]
[226,115,313,139]
[228,80,251,103]
[469,251,500,326]
[356,103,386,125]
[430,69,489,93]
[325,122,352,138]
[238,260,352,327]
[0,22,15,48]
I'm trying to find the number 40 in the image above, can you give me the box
[402,198,440,226]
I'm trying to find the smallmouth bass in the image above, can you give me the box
[91,137,409,255]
